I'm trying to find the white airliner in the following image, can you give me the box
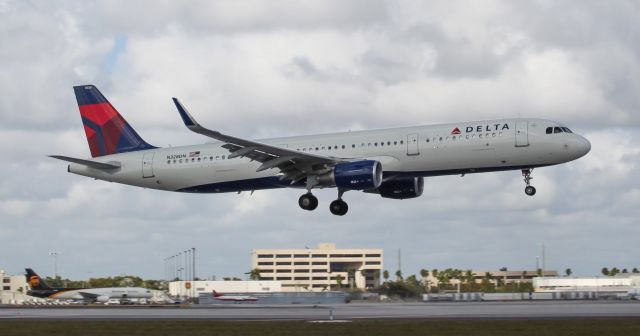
[51,85,591,216]
[212,290,258,302]
[25,268,153,303]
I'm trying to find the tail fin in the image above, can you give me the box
[25,268,51,290]
[74,85,155,157]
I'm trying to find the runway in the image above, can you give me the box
[2,301,640,321]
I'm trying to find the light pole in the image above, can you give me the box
[48,252,59,278]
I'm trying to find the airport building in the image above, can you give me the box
[168,280,281,299]
[534,274,640,293]
[252,243,383,292]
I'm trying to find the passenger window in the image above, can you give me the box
[209,156,213,160]
[335,145,338,149]
[167,160,171,164]
[173,160,176,163]
[315,147,319,151]
[452,136,456,140]
[342,145,345,149]
[374,142,378,147]
[400,140,404,144]
[222,155,225,159]
[380,142,384,147]
[554,127,562,133]
[439,137,443,141]
[327,146,331,150]
[352,144,355,148]
[426,138,430,143]
[197,157,201,161]
[387,141,391,146]
[546,127,553,134]
[479,134,483,138]
[394,141,397,145]
[179,159,182,163]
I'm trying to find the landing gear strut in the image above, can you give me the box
[329,189,348,216]
[522,169,536,196]
[298,193,318,211]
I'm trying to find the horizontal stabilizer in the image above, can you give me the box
[49,155,121,170]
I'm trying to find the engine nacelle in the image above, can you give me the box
[96,295,110,303]
[318,160,383,190]
[376,177,424,199]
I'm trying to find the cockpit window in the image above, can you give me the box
[553,127,562,133]
[561,127,572,133]
[546,127,553,134]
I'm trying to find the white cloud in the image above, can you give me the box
[1,0,639,278]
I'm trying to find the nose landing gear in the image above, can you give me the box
[522,169,536,196]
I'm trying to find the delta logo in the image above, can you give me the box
[452,124,510,135]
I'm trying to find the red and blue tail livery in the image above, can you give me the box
[74,85,155,157]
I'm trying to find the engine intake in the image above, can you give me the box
[318,160,383,190]
[376,177,424,199]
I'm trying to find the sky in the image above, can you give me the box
[1,0,639,280]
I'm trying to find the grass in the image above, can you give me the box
[1,319,640,336]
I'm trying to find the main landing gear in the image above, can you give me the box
[298,190,349,216]
[522,169,536,196]
[298,193,318,211]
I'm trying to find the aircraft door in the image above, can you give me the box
[515,121,529,147]
[407,133,419,156]
[142,153,155,178]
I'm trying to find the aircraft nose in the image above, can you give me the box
[573,135,591,158]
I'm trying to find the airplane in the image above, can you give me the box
[25,268,153,303]
[50,85,591,216]
[212,290,258,302]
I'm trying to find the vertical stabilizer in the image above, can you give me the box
[74,85,155,157]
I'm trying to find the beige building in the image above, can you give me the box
[1,269,27,293]
[252,243,383,292]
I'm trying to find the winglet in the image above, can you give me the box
[172,98,197,128]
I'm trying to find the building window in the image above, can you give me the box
[330,254,363,258]
[365,261,381,265]
[2,286,9,290]
[293,254,309,258]
[311,269,326,273]
[260,277,274,280]
[275,254,291,258]
[311,254,327,258]
[257,254,273,258]
[276,269,290,273]
[312,277,327,280]
[276,277,291,281]
[365,254,381,258]
[275,262,291,265]
[294,277,310,280]
[2,279,10,283]
[258,262,272,265]
[294,262,309,265]
[311,261,327,265]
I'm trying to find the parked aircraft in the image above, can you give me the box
[212,290,258,302]
[25,268,153,303]
[51,85,591,215]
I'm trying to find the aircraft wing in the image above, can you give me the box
[173,98,343,184]
[76,291,100,300]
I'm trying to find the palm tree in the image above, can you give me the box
[395,270,403,281]
[601,267,609,276]
[565,268,572,277]
[249,268,261,280]
[335,274,344,289]
[633,268,639,273]
[383,270,389,282]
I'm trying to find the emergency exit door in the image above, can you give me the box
[142,153,155,178]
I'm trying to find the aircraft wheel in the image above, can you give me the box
[525,186,537,196]
[329,199,348,216]
[299,193,318,211]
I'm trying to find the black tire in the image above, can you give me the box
[299,194,318,211]
[330,199,348,216]
[525,186,537,196]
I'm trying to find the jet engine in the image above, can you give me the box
[96,295,110,303]
[317,160,383,190]
[375,177,424,199]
